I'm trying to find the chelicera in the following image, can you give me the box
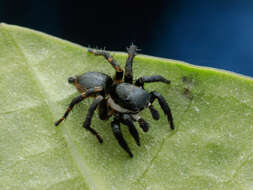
[55,44,174,157]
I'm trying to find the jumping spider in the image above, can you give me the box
[55,44,174,157]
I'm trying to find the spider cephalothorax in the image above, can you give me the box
[55,44,174,157]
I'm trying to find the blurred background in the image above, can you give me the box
[0,0,253,77]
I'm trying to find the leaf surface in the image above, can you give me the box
[1,24,253,190]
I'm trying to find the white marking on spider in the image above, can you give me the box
[107,95,136,113]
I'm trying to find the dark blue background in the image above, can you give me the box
[1,0,252,77]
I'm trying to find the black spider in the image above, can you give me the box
[55,44,174,157]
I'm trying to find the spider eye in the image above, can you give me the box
[68,77,75,84]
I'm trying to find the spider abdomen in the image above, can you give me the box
[110,83,151,112]
[75,72,113,93]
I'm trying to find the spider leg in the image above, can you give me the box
[148,104,160,120]
[88,49,123,83]
[83,95,104,143]
[111,118,133,157]
[55,86,103,126]
[124,44,138,84]
[120,114,140,146]
[138,118,150,132]
[131,114,150,132]
[135,75,170,89]
[150,91,174,130]
[97,98,110,120]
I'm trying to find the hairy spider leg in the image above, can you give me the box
[150,91,174,130]
[83,95,104,143]
[97,98,111,120]
[131,114,150,132]
[111,118,133,157]
[88,49,123,83]
[137,118,150,132]
[119,114,140,146]
[148,104,160,120]
[55,87,103,126]
[135,75,171,89]
[124,44,138,84]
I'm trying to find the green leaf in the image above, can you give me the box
[1,23,253,190]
